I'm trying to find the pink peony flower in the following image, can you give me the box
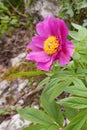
[26,15,74,71]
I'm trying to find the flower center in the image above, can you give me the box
[44,36,59,55]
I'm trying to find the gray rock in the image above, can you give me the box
[24,0,61,18]
[18,79,29,92]
[0,79,29,106]
[10,53,26,67]
[0,80,10,96]
[0,114,31,130]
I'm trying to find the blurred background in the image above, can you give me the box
[0,0,87,130]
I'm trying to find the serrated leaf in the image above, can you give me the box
[58,97,87,109]
[18,107,54,125]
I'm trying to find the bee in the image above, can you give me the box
[26,48,32,53]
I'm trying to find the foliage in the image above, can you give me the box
[16,23,87,130]
[1,0,87,35]
[0,0,34,36]
[0,0,20,35]
[1,0,87,130]
[0,108,9,115]
[59,0,87,28]
[2,62,40,82]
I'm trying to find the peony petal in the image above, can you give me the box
[58,40,74,65]
[26,41,42,51]
[54,18,68,44]
[37,61,52,71]
[37,53,57,71]
[32,36,46,48]
[36,16,68,44]
[45,16,59,37]
[36,15,57,37]
[58,51,71,65]
[66,40,74,56]
[26,51,51,63]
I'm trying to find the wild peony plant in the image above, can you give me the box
[26,15,74,71]
[16,16,87,130]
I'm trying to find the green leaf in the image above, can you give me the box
[0,109,9,115]
[37,77,50,89]
[44,78,72,101]
[69,31,80,41]
[18,107,54,125]
[11,70,46,77]
[64,78,87,98]
[81,121,87,130]
[73,78,86,88]
[10,19,18,25]
[40,93,64,127]
[51,70,73,79]
[64,107,78,121]
[71,23,83,30]
[42,78,59,94]
[69,28,87,41]
[66,8,74,17]
[58,97,87,109]
[77,28,87,41]
[65,109,87,130]
[23,124,58,130]
[65,85,87,98]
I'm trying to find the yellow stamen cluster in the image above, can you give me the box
[44,36,59,55]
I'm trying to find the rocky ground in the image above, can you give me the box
[0,28,31,130]
[0,28,44,130]
[0,0,61,130]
